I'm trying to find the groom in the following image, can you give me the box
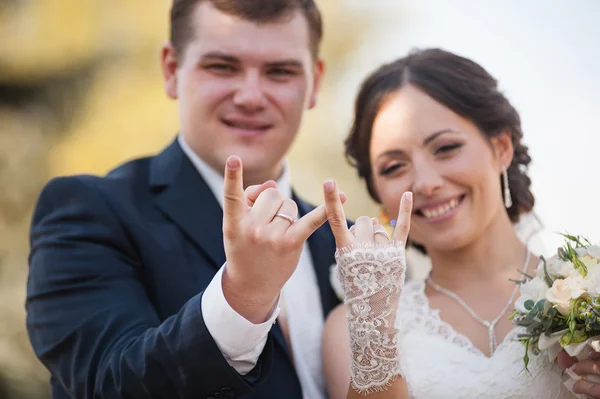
[26,1,342,398]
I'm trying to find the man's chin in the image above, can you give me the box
[238,158,285,185]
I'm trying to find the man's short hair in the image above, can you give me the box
[170,0,323,61]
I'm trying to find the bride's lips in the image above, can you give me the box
[413,195,465,224]
[221,117,273,137]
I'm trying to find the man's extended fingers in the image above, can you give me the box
[223,156,246,226]
[246,180,277,207]
[291,192,347,242]
[392,191,413,245]
[322,179,352,248]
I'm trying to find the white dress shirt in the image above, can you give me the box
[178,135,326,399]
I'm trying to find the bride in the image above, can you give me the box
[320,48,589,398]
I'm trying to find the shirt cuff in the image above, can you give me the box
[201,264,280,375]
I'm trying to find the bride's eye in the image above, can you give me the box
[435,143,462,155]
[379,163,404,176]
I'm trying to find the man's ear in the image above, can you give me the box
[308,58,325,109]
[161,43,179,99]
[491,129,514,170]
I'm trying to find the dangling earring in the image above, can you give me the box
[502,166,512,208]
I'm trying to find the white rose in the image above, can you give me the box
[586,245,600,258]
[583,267,600,296]
[580,253,600,274]
[546,274,586,316]
[536,254,566,278]
[515,276,549,313]
[576,244,600,258]
[558,261,578,278]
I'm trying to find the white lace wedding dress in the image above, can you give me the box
[397,279,573,398]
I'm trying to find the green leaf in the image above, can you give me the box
[572,329,589,344]
[540,255,554,287]
[524,300,535,311]
[561,332,573,346]
[534,300,546,311]
[519,337,532,374]
[518,271,536,280]
[563,241,588,277]
[560,233,591,248]
[509,278,528,285]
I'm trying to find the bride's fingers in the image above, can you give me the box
[354,216,374,243]
[393,192,413,245]
[373,223,390,244]
[323,179,353,248]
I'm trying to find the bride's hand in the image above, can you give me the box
[322,179,412,248]
[558,350,600,398]
[322,178,413,395]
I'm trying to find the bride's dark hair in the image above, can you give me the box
[345,48,535,249]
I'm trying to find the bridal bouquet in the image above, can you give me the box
[510,234,600,395]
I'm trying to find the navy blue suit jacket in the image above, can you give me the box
[26,138,341,399]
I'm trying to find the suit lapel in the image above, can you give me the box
[149,146,338,362]
[150,139,226,268]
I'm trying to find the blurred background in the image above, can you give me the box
[0,1,598,397]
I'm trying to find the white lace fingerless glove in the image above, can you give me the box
[336,241,406,394]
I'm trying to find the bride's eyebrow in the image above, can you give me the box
[374,129,461,162]
[422,129,460,145]
[374,149,406,162]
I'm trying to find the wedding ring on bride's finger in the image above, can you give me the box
[373,227,389,240]
[274,213,295,224]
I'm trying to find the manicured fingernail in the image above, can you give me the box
[390,219,397,227]
[227,157,239,170]
[324,179,335,192]
[568,364,578,373]
[404,192,413,201]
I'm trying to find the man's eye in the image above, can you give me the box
[269,69,296,77]
[207,64,235,72]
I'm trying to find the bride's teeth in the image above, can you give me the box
[422,198,460,219]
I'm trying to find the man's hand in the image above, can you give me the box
[221,156,345,324]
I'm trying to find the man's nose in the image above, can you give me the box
[232,71,266,112]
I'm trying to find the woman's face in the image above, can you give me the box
[369,84,512,252]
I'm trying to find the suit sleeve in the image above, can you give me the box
[26,176,273,398]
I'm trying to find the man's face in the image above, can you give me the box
[162,2,323,184]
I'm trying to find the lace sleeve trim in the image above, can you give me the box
[336,241,406,394]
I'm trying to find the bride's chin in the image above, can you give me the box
[417,234,471,253]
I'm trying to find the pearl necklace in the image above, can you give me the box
[425,250,531,356]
